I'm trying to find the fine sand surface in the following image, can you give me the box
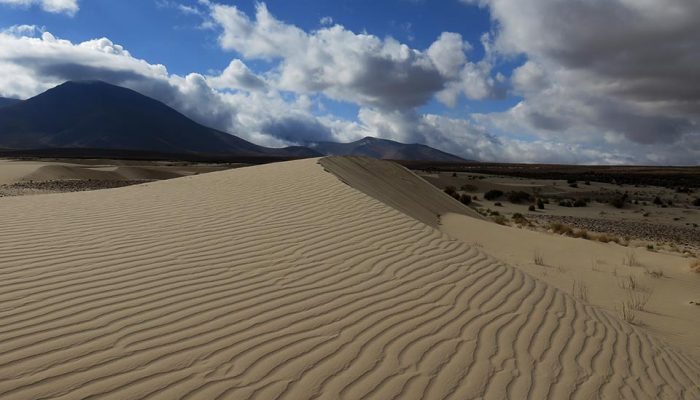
[0,157,699,399]
[441,213,700,359]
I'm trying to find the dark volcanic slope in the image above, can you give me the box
[0,81,319,157]
[311,136,466,162]
[0,97,21,108]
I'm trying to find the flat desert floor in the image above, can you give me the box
[0,157,698,399]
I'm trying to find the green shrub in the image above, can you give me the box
[484,190,504,201]
[573,199,587,207]
[537,198,545,209]
[506,191,533,204]
[459,194,472,205]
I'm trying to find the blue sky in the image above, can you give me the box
[0,0,516,117]
[0,0,698,164]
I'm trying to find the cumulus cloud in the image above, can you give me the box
[0,0,78,15]
[207,2,501,111]
[464,0,700,157]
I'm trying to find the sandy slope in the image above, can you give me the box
[0,158,698,399]
[441,213,700,359]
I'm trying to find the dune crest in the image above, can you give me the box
[0,158,698,399]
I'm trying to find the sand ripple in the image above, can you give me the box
[0,158,697,399]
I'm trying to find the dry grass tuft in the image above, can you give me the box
[644,268,664,279]
[691,259,700,273]
[534,251,545,266]
[572,280,589,302]
[618,301,638,324]
[549,222,573,236]
[626,289,652,311]
[623,251,641,267]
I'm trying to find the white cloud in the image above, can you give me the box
[0,0,78,15]
[208,2,500,110]
[464,0,700,154]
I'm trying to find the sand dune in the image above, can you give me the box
[0,158,698,399]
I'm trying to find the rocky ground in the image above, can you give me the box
[527,214,699,251]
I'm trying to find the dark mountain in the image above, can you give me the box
[310,136,466,162]
[0,97,21,108]
[0,81,319,158]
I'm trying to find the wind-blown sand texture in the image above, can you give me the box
[0,158,698,399]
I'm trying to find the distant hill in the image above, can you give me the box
[0,97,21,108]
[0,81,320,158]
[310,136,466,162]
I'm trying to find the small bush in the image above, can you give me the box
[569,183,579,188]
[572,229,590,239]
[692,198,700,207]
[550,222,574,236]
[558,200,573,207]
[494,202,503,207]
[573,199,587,207]
[459,194,472,206]
[610,193,629,209]
[491,215,507,225]
[444,186,457,196]
[460,184,477,192]
[653,196,663,205]
[691,259,700,273]
[452,172,457,178]
[484,189,504,201]
[528,205,536,212]
[506,191,533,204]
[595,234,620,244]
[512,213,529,225]
[537,198,545,209]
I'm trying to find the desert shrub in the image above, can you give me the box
[584,180,591,185]
[692,198,700,207]
[569,183,579,188]
[537,198,545,209]
[573,199,587,207]
[529,205,536,211]
[558,200,573,207]
[610,193,629,209]
[512,213,530,225]
[506,191,533,204]
[572,229,590,239]
[691,259,700,273]
[452,172,457,178]
[494,202,503,207]
[444,186,457,196]
[459,194,472,206]
[596,234,620,244]
[653,196,663,205]
[567,179,577,184]
[484,189,504,201]
[550,222,573,236]
[460,184,477,192]
[491,215,507,225]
